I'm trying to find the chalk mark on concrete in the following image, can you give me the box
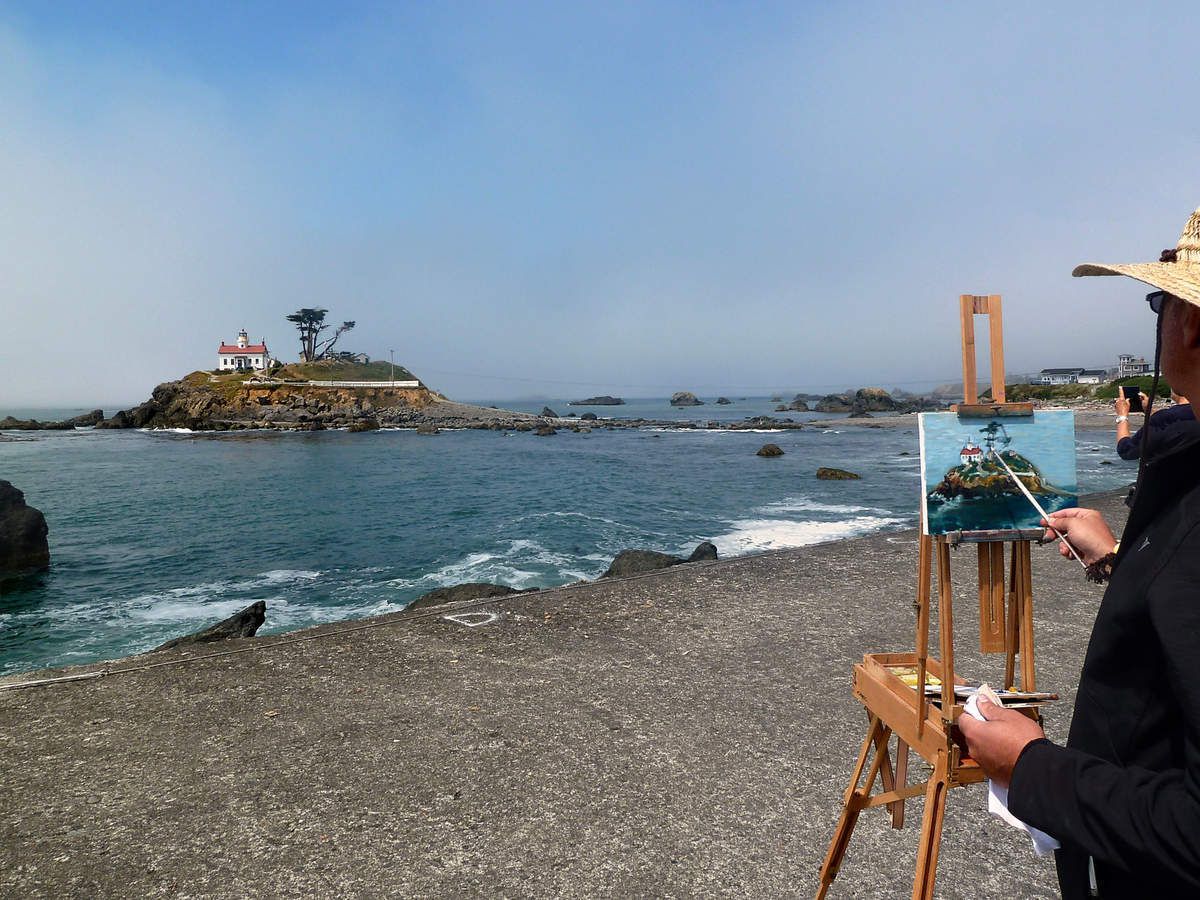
[442,611,499,628]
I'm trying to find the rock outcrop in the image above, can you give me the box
[540,407,559,418]
[716,397,732,405]
[97,371,438,432]
[152,601,266,652]
[816,467,861,480]
[0,410,100,431]
[670,392,704,407]
[407,583,525,611]
[601,541,718,578]
[569,396,625,406]
[815,394,854,413]
[0,481,50,578]
[756,443,784,457]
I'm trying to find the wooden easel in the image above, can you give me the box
[816,295,1043,900]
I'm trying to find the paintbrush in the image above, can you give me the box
[989,449,1087,569]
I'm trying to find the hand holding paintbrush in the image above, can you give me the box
[1040,507,1119,566]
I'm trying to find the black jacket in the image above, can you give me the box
[1010,420,1200,897]
[1116,402,1194,460]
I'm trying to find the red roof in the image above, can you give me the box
[218,343,268,354]
[961,446,982,455]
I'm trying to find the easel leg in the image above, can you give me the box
[1018,540,1036,691]
[1004,541,1020,689]
[891,740,909,829]
[817,716,887,898]
[912,751,949,900]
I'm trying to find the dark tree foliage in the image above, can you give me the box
[285,308,356,361]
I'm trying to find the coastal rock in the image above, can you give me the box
[534,424,557,436]
[0,416,73,431]
[601,542,719,578]
[416,423,440,435]
[540,407,559,418]
[64,409,104,427]
[716,397,732,405]
[0,481,50,578]
[816,467,861,480]
[670,391,704,407]
[774,405,788,412]
[756,443,784,457]
[348,418,380,432]
[569,396,625,406]
[98,410,133,429]
[815,394,853,413]
[580,412,598,421]
[789,395,811,412]
[853,387,900,412]
[152,600,266,652]
[407,583,524,611]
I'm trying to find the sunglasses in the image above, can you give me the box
[1146,291,1169,315]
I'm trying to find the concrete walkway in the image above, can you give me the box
[0,491,1130,898]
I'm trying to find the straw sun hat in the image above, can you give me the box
[1074,205,1200,307]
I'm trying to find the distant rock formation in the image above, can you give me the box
[670,391,704,407]
[757,443,784,457]
[580,412,598,421]
[815,394,854,413]
[541,407,559,418]
[152,601,266,652]
[408,583,525,611]
[817,467,861,480]
[853,387,899,413]
[0,481,50,578]
[716,397,732,405]
[789,395,811,411]
[569,396,624,406]
[601,541,718,578]
[0,409,103,431]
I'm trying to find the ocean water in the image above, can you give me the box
[0,402,1135,674]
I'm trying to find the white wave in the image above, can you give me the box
[758,497,886,515]
[255,569,320,586]
[147,427,196,434]
[128,596,266,625]
[712,514,907,555]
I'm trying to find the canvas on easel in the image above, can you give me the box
[919,410,1079,535]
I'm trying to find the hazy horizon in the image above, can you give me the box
[3,2,1196,407]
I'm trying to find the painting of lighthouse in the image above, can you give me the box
[918,410,1078,535]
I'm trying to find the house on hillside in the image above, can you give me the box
[1035,367,1084,385]
[1076,369,1108,385]
[1118,353,1151,377]
[218,330,270,371]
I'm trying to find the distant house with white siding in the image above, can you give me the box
[1117,354,1151,377]
[1076,369,1108,385]
[218,330,270,371]
[1035,368,1085,385]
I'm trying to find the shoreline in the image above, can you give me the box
[0,488,1130,897]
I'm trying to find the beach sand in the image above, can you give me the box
[0,490,1130,898]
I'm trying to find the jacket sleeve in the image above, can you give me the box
[1116,430,1142,460]
[1009,523,1200,886]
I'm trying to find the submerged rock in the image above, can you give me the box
[817,467,861,480]
[153,600,266,652]
[0,481,50,578]
[408,583,525,611]
[601,541,719,578]
[757,443,784,457]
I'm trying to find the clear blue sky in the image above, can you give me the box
[2,2,1198,405]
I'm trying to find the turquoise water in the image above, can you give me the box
[0,403,1134,674]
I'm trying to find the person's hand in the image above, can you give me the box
[957,699,1045,789]
[1114,393,1130,417]
[1041,507,1116,565]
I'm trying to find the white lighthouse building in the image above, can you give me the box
[959,439,983,467]
[217,330,270,371]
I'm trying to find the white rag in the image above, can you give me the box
[963,686,1061,857]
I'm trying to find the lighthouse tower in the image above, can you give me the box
[236,329,249,349]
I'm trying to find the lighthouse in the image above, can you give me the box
[217,329,270,371]
[959,439,983,467]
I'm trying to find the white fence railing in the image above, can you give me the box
[242,379,421,388]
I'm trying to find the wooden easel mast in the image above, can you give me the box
[816,295,1043,900]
